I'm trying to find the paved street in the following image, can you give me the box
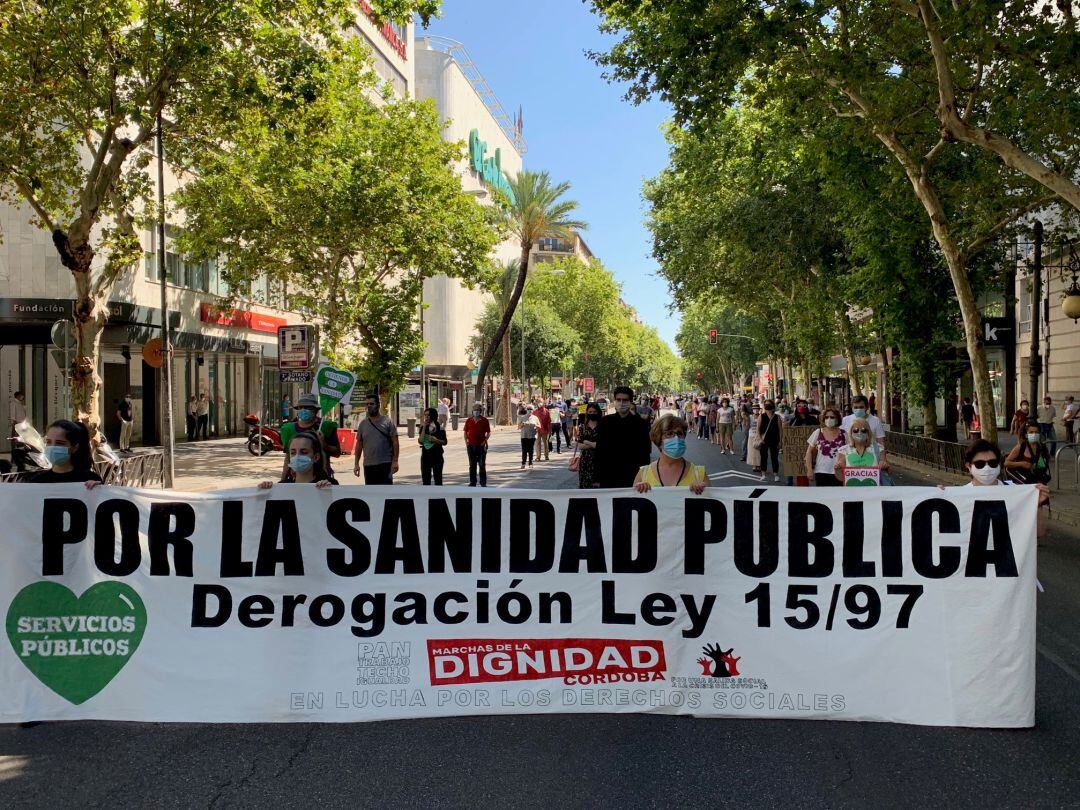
[170,423,579,491]
[3,420,1080,807]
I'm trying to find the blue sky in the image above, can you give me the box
[422,0,680,349]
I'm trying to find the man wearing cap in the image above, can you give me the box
[279,394,342,481]
[353,393,399,485]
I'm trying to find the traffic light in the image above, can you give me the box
[695,371,703,378]
[708,330,718,345]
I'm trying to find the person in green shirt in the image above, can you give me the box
[833,417,890,486]
[278,394,341,481]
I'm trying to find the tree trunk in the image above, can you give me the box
[498,329,512,425]
[474,241,530,406]
[873,129,999,442]
[878,348,891,427]
[921,400,939,438]
[913,187,998,442]
[70,255,105,431]
[72,312,106,430]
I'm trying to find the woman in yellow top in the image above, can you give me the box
[634,414,708,494]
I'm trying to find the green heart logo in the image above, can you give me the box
[6,581,146,705]
[844,477,879,487]
[313,365,357,415]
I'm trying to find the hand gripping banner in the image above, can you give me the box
[0,483,1037,726]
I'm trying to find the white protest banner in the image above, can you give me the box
[0,484,1036,727]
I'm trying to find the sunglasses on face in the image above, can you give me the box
[971,459,1000,469]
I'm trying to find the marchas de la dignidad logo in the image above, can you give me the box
[427,638,666,686]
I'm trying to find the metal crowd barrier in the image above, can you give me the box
[1053,443,1080,491]
[0,450,166,488]
[884,431,966,474]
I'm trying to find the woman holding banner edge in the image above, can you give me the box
[633,414,708,494]
[29,420,103,488]
[833,417,890,486]
[259,431,333,489]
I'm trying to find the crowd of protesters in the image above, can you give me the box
[4,381,1070,506]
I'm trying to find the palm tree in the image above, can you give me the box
[492,259,519,425]
[473,170,586,412]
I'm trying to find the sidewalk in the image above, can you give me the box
[172,423,580,491]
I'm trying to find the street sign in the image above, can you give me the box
[278,371,313,383]
[142,337,171,369]
[277,325,311,370]
[582,377,595,393]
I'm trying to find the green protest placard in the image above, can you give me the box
[311,365,357,415]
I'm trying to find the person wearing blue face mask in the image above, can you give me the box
[278,394,341,482]
[633,414,708,494]
[30,420,102,488]
[259,431,332,489]
[841,394,887,450]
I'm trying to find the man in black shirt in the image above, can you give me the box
[595,386,652,488]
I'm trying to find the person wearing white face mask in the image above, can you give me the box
[805,407,846,486]
[963,440,1010,486]
[633,415,708,494]
[944,439,1050,537]
[1004,420,1052,485]
[833,417,891,485]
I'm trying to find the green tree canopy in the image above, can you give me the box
[0,0,443,424]
[590,1,1068,438]
[472,170,586,403]
[175,43,497,397]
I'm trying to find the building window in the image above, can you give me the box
[538,237,572,253]
[1019,282,1031,335]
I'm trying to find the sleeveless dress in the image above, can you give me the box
[639,460,708,487]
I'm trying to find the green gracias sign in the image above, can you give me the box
[469,129,515,202]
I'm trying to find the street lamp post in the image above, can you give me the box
[156,110,175,488]
[1028,221,1043,410]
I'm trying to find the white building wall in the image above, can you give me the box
[353,6,414,99]
[415,42,522,371]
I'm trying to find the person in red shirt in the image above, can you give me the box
[463,403,491,487]
[533,398,552,461]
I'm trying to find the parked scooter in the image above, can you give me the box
[244,414,283,456]
[11,420,48,473]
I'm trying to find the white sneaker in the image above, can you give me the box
[773,474,781,483]
[759,472,766,481]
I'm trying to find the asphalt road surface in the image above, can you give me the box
[3,422,1080,808]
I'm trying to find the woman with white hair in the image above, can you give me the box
[833,417,891,486]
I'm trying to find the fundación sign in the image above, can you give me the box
[469,129,515,203]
